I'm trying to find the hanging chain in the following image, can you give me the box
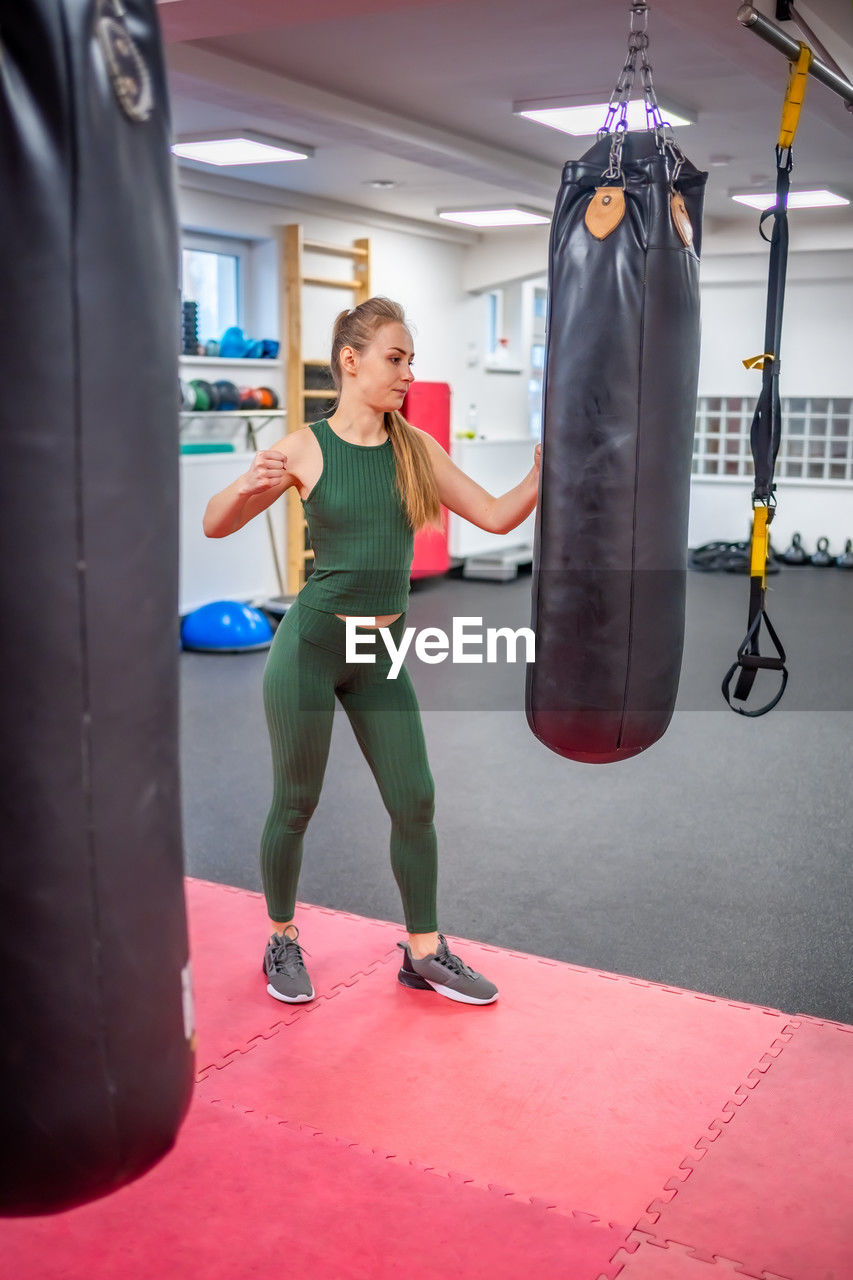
[598,2,687,186]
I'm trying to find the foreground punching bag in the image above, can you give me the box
[0,0,194,1213]
[526,18,708,763]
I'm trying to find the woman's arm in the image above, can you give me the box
[416,430,541,535]
[202,436,298,537]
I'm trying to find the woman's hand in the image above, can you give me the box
[239,449,288,497]
[533,442,541,477]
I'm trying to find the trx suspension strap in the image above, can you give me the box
[722,41,811,717]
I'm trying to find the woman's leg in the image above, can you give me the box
[336,657,438,938]
[259,607,339,929]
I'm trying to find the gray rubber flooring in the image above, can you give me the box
[180,565,852,1024]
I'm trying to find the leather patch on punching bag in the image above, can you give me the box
[584,187,626,240]
[670,190,694,248]
[95,0,154,122]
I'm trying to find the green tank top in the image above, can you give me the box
[297,418,414,615]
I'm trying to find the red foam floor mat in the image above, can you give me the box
[5,877,852,1280]
[5,1094,625,1280]
[614,1014,853,1279]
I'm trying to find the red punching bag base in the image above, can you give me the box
[526,707,671,764]
[5,877,851,1279]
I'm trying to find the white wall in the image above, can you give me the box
[690,248,853,549]
[464,229,853,550]
[180,175,542,442]
[697,251,853,400]
[457,282,532,442]
[687,481,852,553]
[179,174,853,600]
[178,178,470,415]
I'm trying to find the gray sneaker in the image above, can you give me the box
[396,934,498,1005]
[262,927,315,1003]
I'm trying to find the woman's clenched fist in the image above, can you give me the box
[239,449,288,496]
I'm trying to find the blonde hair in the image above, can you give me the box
[328,297,442,533]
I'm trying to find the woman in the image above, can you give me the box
[203,297,540,1008]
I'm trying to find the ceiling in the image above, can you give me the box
[159,0,853,238]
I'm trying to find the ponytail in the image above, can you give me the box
[328,298,442,533]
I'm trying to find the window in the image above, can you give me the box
[528,284,547,436]
[486,289,503,356]
[528,344,546,436]
[528,376,544,438]
[181,243,241,346]
[692,396,853,483]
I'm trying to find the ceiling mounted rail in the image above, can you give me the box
[737,4,853,111]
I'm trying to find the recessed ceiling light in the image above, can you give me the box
[365,179,398,189]
[512,94,695,137]
[731,188,850,210]
[171,130,313,166]
[437,206,551,228]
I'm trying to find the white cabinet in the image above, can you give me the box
[179,452,285,615]
[449,438,537,560]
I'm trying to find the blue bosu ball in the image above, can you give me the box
[181,600,274,652]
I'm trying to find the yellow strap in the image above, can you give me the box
[779,43,812,148]
[743,352,775,371]
[751,505,770,584]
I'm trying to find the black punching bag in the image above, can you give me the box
[0,0,194,1213]
[526,129,708,764]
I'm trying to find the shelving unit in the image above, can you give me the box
[179,351,289,604]
[179,353,287,448]
[179,410,286,449]
[179,234,373,601]
[179,357,283,371]
[178,410,286,417]
[278,224,371,594]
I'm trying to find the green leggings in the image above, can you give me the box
[259,595,438,933]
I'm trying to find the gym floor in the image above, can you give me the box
[8,567,850,1278]
[180,565,853,1025]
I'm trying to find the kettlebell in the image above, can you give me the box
[810,536,833,567]
[836,538,853,570]
[781,532,809,565]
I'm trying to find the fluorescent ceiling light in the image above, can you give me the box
[437,206,551,228]
[513,95,695,137]
[731,188,850,210]
[171,130,313,166]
